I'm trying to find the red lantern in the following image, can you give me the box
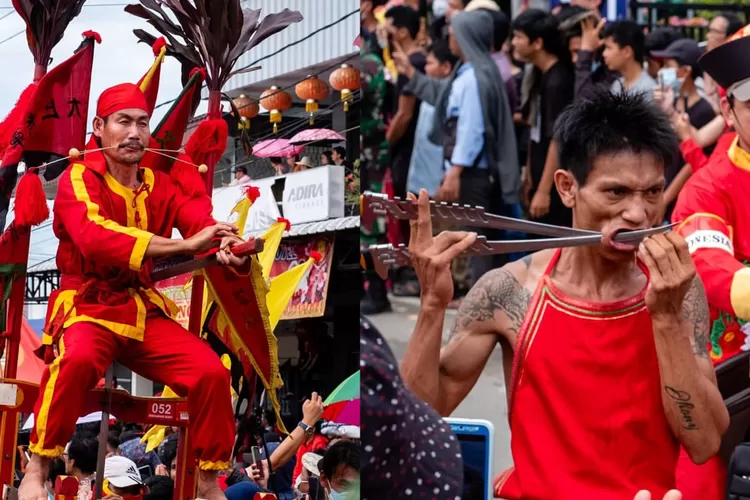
[295,75,329,125]
[329,64,360,112]
[260,86,293,133]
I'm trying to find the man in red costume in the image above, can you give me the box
[18,83,242,500]
[673,24,750,364]
[401,90,728,499]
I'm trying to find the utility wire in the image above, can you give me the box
[0,2,129,8]
[0,29,24,46]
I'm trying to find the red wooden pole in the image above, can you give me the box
[184,88,224,497]
[33,63,47,83]
[3,233,30,380]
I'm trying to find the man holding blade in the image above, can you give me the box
[401,91,728,499]
[18,83,245,500]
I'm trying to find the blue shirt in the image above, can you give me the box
[407,102,447,197]
[446,63,487,169]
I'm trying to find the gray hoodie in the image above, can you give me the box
[404,9,520,204]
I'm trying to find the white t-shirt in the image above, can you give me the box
[611,70,658,101]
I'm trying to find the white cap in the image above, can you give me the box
[729,77,750,102]
[104,456,144,488]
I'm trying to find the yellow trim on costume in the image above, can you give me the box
[103,168,154,230]
[30,332,67,458]
[139,45,167,93]
[730,267,750,320]
[70,164,154,272]
[143,288,179,319]
[45,289,150,343]
[728,135,750,172]
[198,459,231,471]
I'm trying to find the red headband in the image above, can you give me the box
[97,83,149,118]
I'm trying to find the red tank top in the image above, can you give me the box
[494,249,679,499]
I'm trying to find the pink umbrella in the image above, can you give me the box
[289,128,345,146]
[252,139,304,158]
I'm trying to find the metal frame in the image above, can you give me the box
[24,270,60,304]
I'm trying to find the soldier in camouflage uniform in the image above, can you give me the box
[361,48,392,314]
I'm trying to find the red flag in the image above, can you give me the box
[201,259,284,426]
[141,68,205,174]
[0,33,97,231]
[0,221,31,356]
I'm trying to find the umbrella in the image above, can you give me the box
[252,139,304,158]
[322,371,359,425]
[289,128,345,146]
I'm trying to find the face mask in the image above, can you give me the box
[325,483,346,500]
[673,77,685,94]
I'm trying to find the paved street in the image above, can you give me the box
[365,295,514,474]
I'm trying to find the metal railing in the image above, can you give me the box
[630,1,750,40]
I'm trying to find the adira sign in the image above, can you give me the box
[282,165,345,224]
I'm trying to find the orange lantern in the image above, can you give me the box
[260,86,293,133]
[234,94,259,118]
[233,94,258,131]
[295,75,329,125]
[329,64,360,112]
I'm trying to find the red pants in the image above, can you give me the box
[29,312,234,470]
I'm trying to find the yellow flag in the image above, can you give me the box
[229,186,260,238]
[138,43,167,93]
[267,257,314,330]
[258,220,288,280]
[230,197,252,238]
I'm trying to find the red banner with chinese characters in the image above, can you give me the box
[1,34,95,181]
[269,236,334,320]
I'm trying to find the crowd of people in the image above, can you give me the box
[360,0,745,315]
[225,147,351,186]
[361,0,750,498]
[19,391,360,500]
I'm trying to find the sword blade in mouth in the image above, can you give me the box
[611,223,677,244]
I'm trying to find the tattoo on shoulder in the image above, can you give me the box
[449,264,532,341]
[682,276,710,360]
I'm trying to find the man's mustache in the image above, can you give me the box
[118,142,145,149]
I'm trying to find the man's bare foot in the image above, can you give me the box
[197,469,225,500]
[18,454,50,500]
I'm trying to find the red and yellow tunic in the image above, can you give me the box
[40,148,215,351]
[672,136,750,364]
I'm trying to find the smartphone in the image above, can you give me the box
[250,446,264,479]
[658,67,677,91]
[138,465,152,481]
[308,477,321,500]
[446,418,495,500]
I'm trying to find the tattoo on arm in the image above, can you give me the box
[664,386,699,430]
[448,255,532,343]
[682,277,710,359]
